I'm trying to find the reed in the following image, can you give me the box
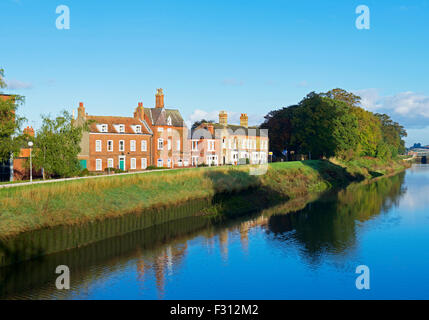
[0,159,407,238]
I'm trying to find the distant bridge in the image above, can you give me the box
[411,149,429,164]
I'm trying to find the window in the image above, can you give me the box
[135,125,142,133]
[118,125,125,133]
[141,140,147,152]
[208,140,215,151]
[158,138,164,150]
[192,156,199,166]
[107,140,113,152]
[167,159,171,168]
[157,159,163,167]
[176,140,180,151]
[108,158,114,168]
[119,140,125,152]
[242,139,246,149]
[96,159,102,171]
[95,140,102,152]
[101,124,108,133]
[167,116,172,126]
[141,158,147,169]
[157,127,164,132]
[167,128,172,133]
[130,158,136,170]
[130,140,136,152]
[192,140,198,151]
[167,139,172,151]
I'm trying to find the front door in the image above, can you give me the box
[119,156,125,171]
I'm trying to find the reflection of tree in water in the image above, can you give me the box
[266,173,406,264]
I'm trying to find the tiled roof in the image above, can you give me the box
[86,115,152,134]
[193,122,266,138]
[145,108,186,127]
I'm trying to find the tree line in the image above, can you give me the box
[261,88,407,160]
[1,67,88,179]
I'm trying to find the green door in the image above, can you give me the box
[79,160,87,169]
[119,158,125,171]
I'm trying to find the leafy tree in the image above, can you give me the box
[33,111,89,178]
[0,68,27,163]
[376,113,407,157]
[260,105,299,157]
[262,89,407,160]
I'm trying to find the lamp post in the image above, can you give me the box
[28,141,33,182]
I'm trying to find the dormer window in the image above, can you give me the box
[100,124,108,133]
[135,125,142,133]
[118,125,125,133]
[167,116,172,126]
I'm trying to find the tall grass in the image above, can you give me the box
[0,159,408,238]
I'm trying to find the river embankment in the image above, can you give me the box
[0,158,408,267]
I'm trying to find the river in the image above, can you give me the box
[1,164,429,299]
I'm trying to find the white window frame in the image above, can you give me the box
[135,125,142,133]
[96,159,102,171]
[141,158,147,169]
[130,158,136,170]
[130,140,136,152]
[192,140,198,151]
[158,138,164,150]
[176,140,180,151]
[208,140,215,152]
[107,140,113,152]
[157,159,163,167]
[95,140,102,152]
[167,139,172,151]
[118,124,125,133]
[107,158,114,168]
[119,140,125,152]
[167,116,172,126]
[101,124,108,133]
[141,140,147,152]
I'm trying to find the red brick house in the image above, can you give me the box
[142,89,190,168]
[75,102,153,172]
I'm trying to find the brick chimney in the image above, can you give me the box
[134,102,144,120]
[219,111,228,126]
[240,113,248,128]
[155,88,164,108]
[206,123,214,136]
[23,126,35,137]
[78,102,86,119]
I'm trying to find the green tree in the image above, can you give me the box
[262,88,407,160]
[0,68,27,163]
[33,111,88,178]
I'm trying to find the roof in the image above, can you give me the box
[86,115,152,134]
[144,108,186,127]
[193,122,266,139]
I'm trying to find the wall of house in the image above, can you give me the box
[88,134,151,171]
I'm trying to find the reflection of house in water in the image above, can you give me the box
[136,242,187,298]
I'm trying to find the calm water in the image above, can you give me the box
[2,164,429,299]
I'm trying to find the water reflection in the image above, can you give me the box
[266,173,406,263]
[1,169,420,300]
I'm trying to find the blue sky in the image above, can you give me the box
[1,0,428,146]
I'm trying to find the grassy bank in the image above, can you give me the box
[0,158,408,239]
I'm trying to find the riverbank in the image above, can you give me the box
[0,158,408,240]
